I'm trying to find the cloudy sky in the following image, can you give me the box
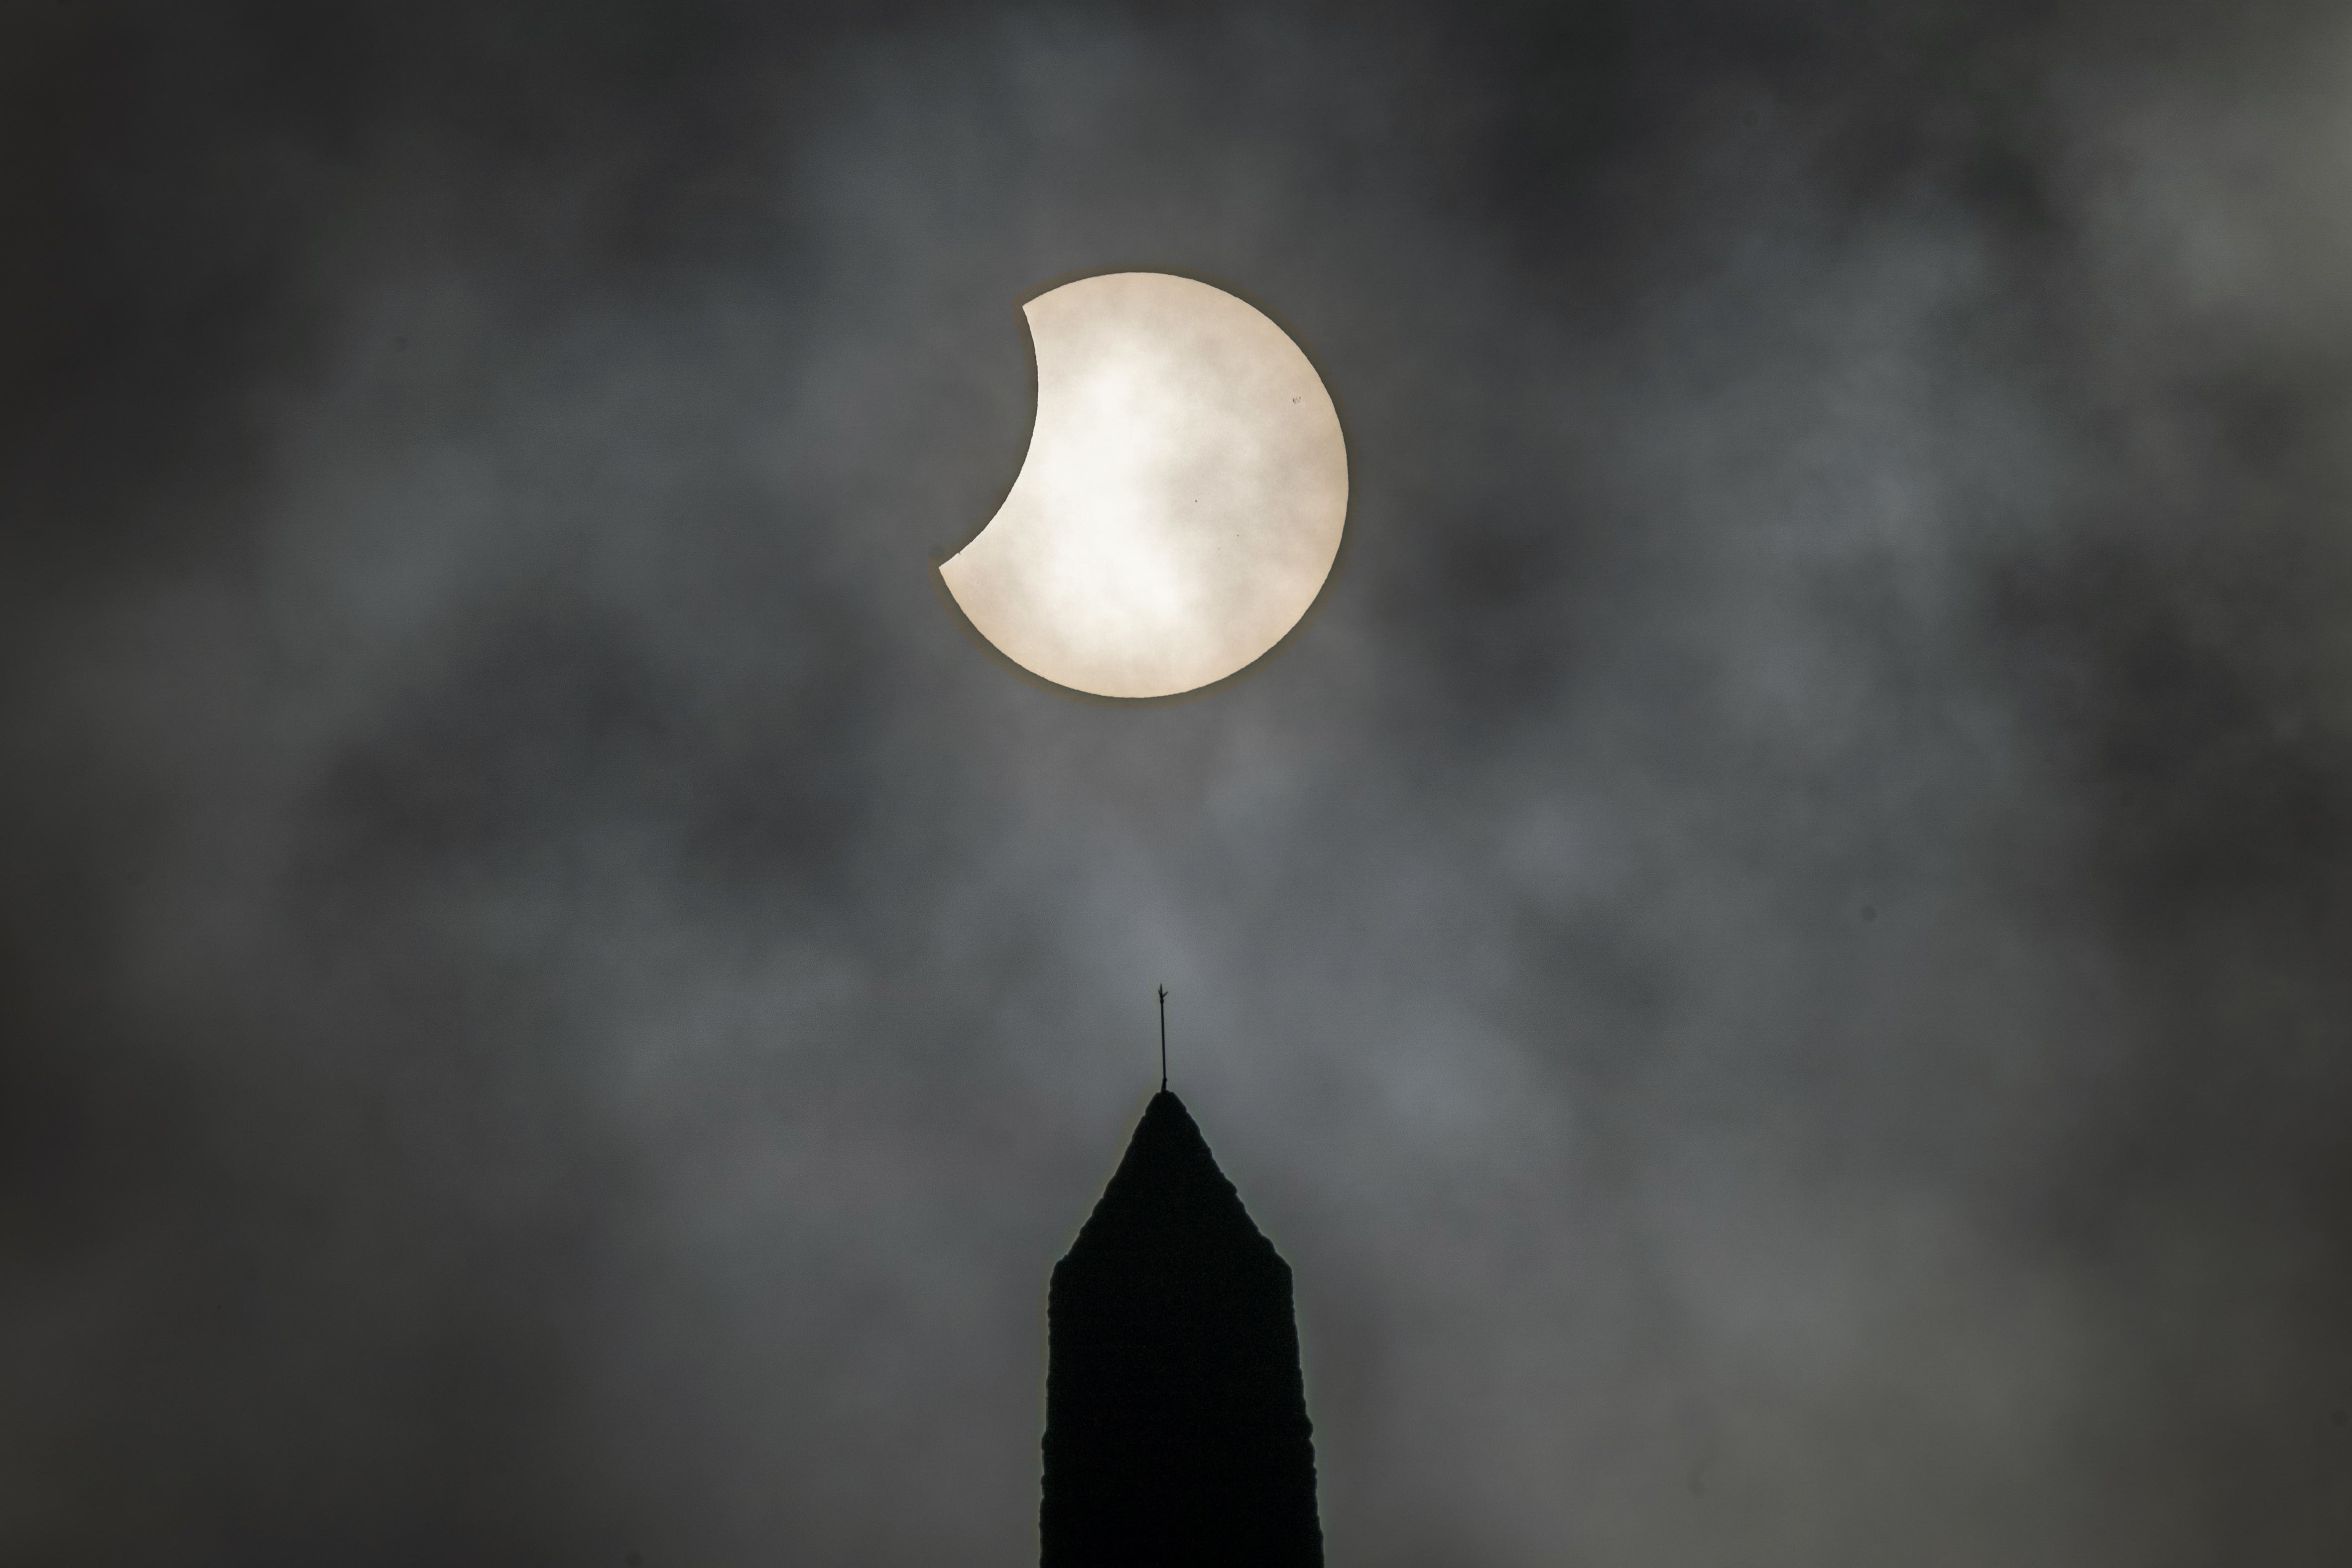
[6,1,2351,1563]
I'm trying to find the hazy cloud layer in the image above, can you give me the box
[5,2,2350,1564]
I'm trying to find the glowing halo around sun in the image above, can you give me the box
[937,272,1348,700]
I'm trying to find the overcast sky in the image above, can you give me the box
[5,2,2351,1564]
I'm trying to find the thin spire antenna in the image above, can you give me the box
[1157,985,1169,1092]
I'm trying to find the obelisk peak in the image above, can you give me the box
[1040,1089,1323,1568]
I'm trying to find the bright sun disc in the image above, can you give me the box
[938,272,1348,700]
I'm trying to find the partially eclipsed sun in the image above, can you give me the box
[937,272,1348,700]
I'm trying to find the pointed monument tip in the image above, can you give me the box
[1068,1084,1265,1262]
[1044,1074,1321,1566]
[1140,1086,1192,1124]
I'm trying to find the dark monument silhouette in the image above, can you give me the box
[1040,1088,1324,1568]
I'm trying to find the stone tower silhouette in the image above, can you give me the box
[1040,1090,1323,1568]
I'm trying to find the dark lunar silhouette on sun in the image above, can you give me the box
[1040,1090,1323,1568]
